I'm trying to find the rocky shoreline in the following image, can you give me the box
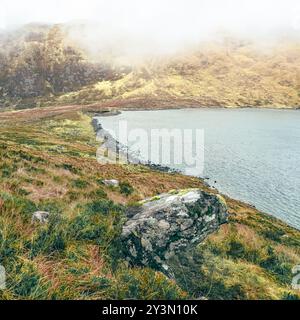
[92,115,179,173]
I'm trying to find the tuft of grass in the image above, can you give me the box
[72,179,90,189]
[30,213,67,257]
[119,181,134,197]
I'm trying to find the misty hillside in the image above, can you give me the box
[1,24,300,109]
[0,24,128,109]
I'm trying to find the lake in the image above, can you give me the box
[98,108,300,229]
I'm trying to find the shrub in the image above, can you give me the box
[38,199,64,215]
[0,230,20,262]
[227,239,246,259]
[67,200,124,247]
[1,163,17,178]
[0,192,37,220]
[262,228,285,242]
[88,188,107,199]
[9,261,49,299]
[84,200,122,216]
[72,179,89,189]
[259,246,292,284]
[30,214,67,256]
[119,182,134,196]
[57,163,79,174]
[68,214,105,242]
[110,268,187,300]
[282,292,300,300]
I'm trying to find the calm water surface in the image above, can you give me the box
[99,108,300,229]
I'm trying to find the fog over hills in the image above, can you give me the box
[2,0,300,56]
[0,0,300,108]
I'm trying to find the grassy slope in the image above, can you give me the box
[48,42,300,109]
[0,106,299,300]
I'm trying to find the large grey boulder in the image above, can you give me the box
[121,189,228,271]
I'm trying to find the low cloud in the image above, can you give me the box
[2,0,300,59]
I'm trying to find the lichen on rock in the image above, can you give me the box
[121,189,228,271]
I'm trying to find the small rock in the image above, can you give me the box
[32,211,50,224]
[103,179,119,187]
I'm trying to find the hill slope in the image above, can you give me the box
[56,41,300,108]
[0,106,299,300]
[1,24,300,109]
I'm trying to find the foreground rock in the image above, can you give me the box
[121,189,228,271]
